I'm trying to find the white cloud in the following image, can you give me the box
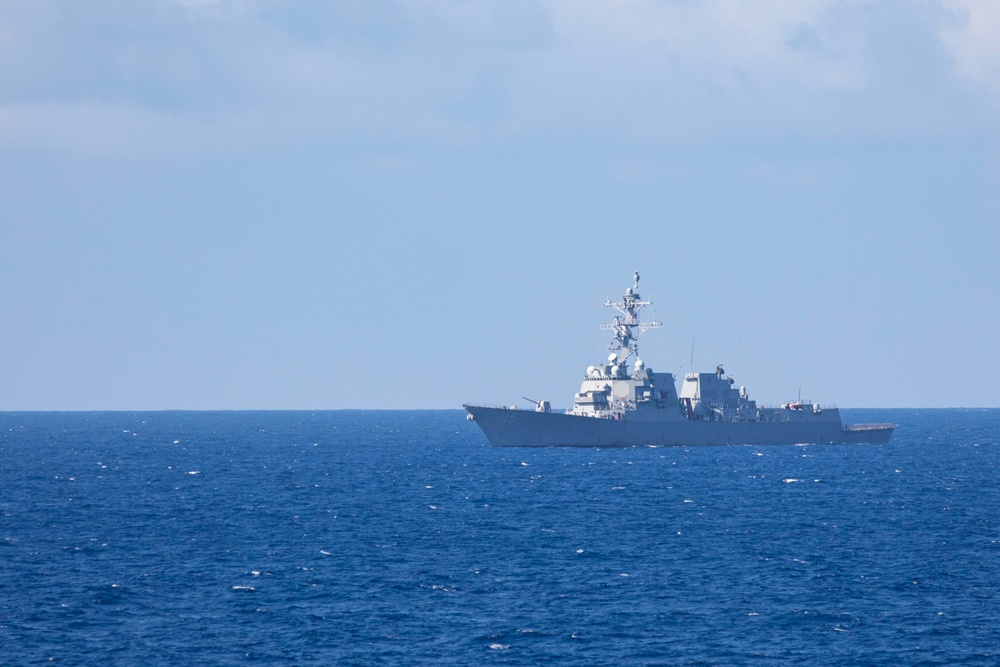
[940,0,1000,93]
[0,0,996,155]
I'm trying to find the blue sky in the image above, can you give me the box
[1,0,998,409]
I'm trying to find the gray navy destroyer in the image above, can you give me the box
[464,273,894,447]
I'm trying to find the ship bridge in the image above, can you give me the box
[570,273,681,420]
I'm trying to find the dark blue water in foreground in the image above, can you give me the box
[1,409,998,665]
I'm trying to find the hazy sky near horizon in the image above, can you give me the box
[2,0,999,409]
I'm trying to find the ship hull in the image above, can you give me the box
[464,405,894,447]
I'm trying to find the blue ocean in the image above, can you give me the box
[1,409,998,665]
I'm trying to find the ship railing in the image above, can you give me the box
[465,404,522,410]
[760,403,838,410]
[844,423,894,431]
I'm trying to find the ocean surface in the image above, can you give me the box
[1,409,998,666]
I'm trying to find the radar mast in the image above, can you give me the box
[600,272,661,369]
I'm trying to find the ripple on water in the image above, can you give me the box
[0,409,997,664]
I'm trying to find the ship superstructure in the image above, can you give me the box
[464,274,894,447]
[570,272,667,418]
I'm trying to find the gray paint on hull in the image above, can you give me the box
[464,405,894,447]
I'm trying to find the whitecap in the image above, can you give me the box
[782,478,802,483]
[231,585,255,591]
[187,471,199,475]
[488,644,509,650]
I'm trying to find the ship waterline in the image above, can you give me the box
[464,404,894,447]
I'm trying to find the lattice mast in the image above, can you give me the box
[600,272,661,370]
